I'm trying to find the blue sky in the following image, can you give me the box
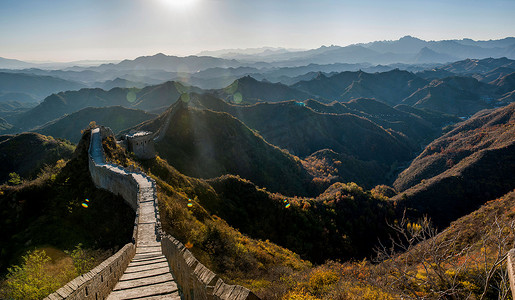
[1,0,514,61]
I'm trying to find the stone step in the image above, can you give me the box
[128,257,167,268]
[107,281,180,300]
[120,268,172,281]
[124,260,170,273]
[115,272,175,290]
[135,248,161,255]
[90,130,180,300]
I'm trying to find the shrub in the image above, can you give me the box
[8,172,22,185]
[283,289,321,300]
[307,268,339,296]
[65,243,94,275]
[0,250,70,299]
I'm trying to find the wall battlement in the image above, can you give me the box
[161,235,260,300]
[45,244,135,300]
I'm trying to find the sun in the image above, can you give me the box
[158,0,199,10]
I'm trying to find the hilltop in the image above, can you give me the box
[304,98,458,144]
[186,93,421,188]
[131,100,314,196]
[215,75,317,104]
[292,69,428,105]
[276,189,515,299]
[7,59,515,135]
[393,103,515,228]
[0,118,14,134]
[0,132,74,183]
[189,93,414,159]
[302,149,386,189]
[33,106,156,143]
[205,176,394,263]
[438,57,515,75]
[12,81,202,131]
[417,57,515,85]
[0,130,134,273]
[290,67,515,116]
[401,76,507,115]
[92,53,241,73]
[0,72,84,102]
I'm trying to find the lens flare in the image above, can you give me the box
[127,91,137,103]
[180,93,190,103]
[285,203,291,208]
[187,203,193,207]
[81,203,89,208]
[233,92,243,104]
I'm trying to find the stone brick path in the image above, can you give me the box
[91,128,181,300]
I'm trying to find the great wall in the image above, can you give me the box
[45,127,259,300]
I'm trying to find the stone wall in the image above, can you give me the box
[47,126,260,299]
[161,235,260,300]
[154,105,178,143]
[88,159,140,211]
[88,127,140,211]
[45,243,135,300]
[45,127,141,300]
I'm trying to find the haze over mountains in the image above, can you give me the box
[3,57,510,132]
[2,35,515,298]
[5,60,508,135]
[197,36,515,65]
[1,36,514,92]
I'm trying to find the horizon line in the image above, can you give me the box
[2,35,514,64]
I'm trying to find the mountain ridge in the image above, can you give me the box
[393,103,515,228]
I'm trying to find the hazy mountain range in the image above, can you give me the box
[2,36,515,298]
[1,56,512,136]
[196,36,515,65]
[1,36,513,92]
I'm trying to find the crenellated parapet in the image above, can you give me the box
[44,244,135,300]
[161,234,260,300]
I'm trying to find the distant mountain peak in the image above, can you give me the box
[238,75,258,82]
[314,72,327,79]
[415,47,458,63]
[319,45,340,50]
[419,46,434,53]
[399,35,423,41]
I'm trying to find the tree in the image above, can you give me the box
[8,172,22,185]
[374,212,513,299]
[65,243,94,275]
[0,250,61,299]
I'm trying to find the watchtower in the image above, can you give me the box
[126,131,156,159]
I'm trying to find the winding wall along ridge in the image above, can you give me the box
[46,127,258,300]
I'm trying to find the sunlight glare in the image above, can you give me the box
[159,0,199,10]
